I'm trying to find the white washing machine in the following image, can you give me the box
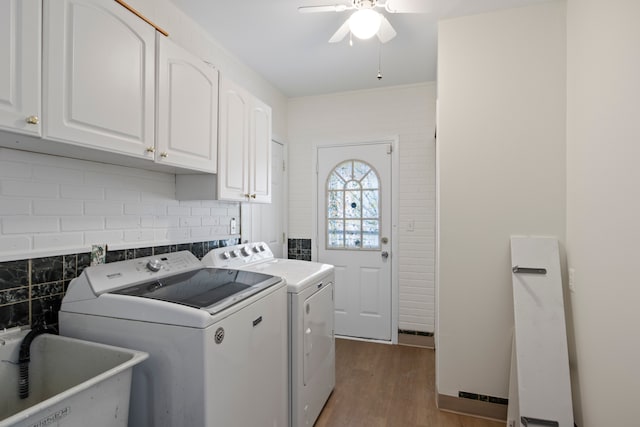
[202,242,335,427]
[59,251,287,427]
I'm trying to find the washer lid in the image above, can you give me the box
[244,259,334,292]
[113,268,282,313]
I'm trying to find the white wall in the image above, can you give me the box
[566,0,640,425]
[436,1,566,399]
[288,83,436,332]
[127,0,288,139]
[0,148,239,261]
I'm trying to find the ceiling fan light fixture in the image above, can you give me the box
[348,9,382,40]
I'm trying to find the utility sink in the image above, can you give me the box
[0,328,147,427]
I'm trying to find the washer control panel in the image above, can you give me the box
[84,251,202,296]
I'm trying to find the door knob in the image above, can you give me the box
[381,251,389,259]
[25,115,39,125]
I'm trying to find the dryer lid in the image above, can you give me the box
[245,259,334,293]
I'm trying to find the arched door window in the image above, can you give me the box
[326,159,380,250]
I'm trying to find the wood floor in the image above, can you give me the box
[314,339,504,427]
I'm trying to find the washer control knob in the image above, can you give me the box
[232,250,240,257]
[146,259,162,272]
[252,245,260,253]
[259,244,266,252]
[241,246,251,256]
[221,251,231,260]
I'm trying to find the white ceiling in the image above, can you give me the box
[169,0,553,97]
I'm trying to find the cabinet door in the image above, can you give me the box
[0,0,41,136]
[43,0,155,158]
[156,35,218,172]
[249,98,272,203]
[218,78,249,201]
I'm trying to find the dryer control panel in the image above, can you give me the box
[203,242,274,268]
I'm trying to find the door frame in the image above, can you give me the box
[277,137,289,257]
[312,136,399,344]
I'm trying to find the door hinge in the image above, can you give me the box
[282,160,286,172]
[282,232,286,244]
[316,161,319,174]
[387,144,393,154]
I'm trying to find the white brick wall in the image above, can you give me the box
[0,148,240,261]
[287,83,436,332]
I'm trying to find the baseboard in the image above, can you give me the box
[398,330,434,348]
[437,393,507,421]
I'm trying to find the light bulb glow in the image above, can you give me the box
[348,9,382,40]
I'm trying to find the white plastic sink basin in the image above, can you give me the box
[0,328,147,427]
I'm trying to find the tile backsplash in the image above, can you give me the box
[288,238,311,261]
[0,239,238,330]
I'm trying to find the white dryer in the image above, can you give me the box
[59,251,287,427]
[202,242,335,427]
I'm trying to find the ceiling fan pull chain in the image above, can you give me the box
[377,41,383,80]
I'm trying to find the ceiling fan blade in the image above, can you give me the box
[298,4,351,13]
[376,15,397,43]
[329,18,351,43]
[384,0,432,13]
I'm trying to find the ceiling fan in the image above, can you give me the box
[298,0,430,44]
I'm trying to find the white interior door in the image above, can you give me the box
[317,143,392,341]
[242,140,285,257]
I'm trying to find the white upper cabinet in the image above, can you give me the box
[0,0,41,136]
[156,35,219,173]
[218,79,249,201]
[218,77,272,203]
[43,0,155,158]
[249,98,272,203]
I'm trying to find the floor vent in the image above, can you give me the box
[458,391,508,406]
[397,329,433,337]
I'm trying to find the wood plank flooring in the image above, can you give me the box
[314,339,504,427]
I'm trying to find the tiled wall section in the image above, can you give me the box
[0,239,238,330]
[0,148,240,260]
[288,238,311,261]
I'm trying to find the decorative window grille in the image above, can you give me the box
[326,159,380,250]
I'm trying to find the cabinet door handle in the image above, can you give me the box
[25,115,39,125]
[160,152,168,158]
[145,147,155,153]
[250,194,256,199]
[244,193,251,199]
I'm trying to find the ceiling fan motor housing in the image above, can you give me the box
[353,0,378,9]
